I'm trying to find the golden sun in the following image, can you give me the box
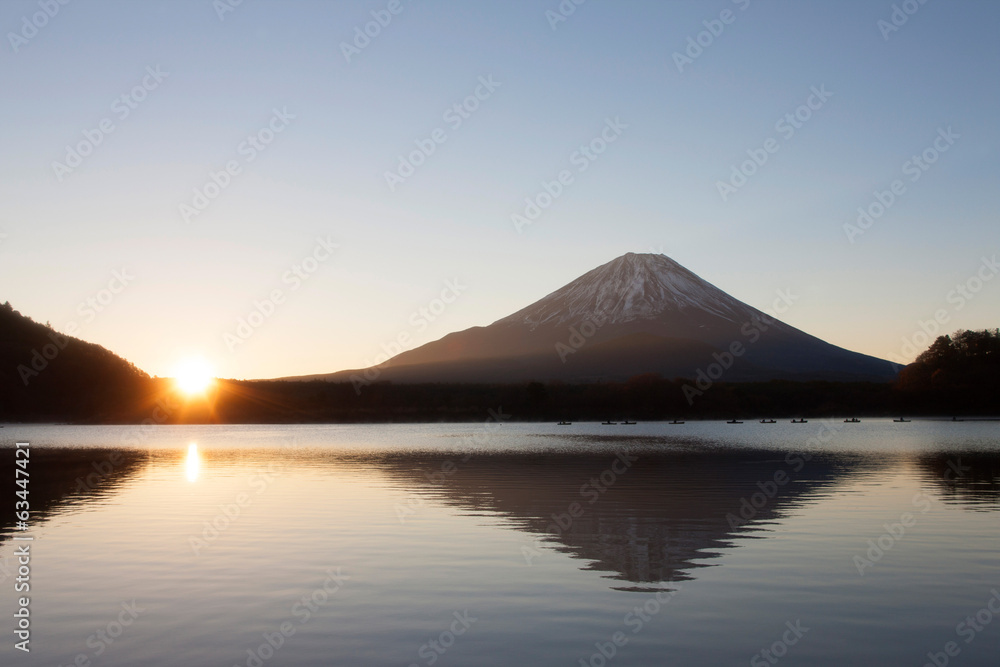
[173,358,215,396]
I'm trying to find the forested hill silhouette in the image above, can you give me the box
[896,329,1000,414]
[0,302,149,422]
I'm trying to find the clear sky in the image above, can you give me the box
[1,0,997,379]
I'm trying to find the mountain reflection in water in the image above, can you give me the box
[364,447,877,588]
[3,441,999,592]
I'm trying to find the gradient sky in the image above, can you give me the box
[1,0,997,379]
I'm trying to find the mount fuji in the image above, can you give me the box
[298,253,896,385]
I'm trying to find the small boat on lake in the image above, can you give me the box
[622,420,636,425]
[844,418,861,423]
[791,419,808,423]
[602,420,617,425]
[727,419,743,424]
[893,418,910,422]
[557,421,572,425]
[669,420,685,424]
[760,419,776,424]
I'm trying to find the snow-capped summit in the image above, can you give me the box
[497,253,762,329]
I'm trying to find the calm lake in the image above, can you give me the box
[1,421,998,666]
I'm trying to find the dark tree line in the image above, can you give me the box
[895,329,1000,415]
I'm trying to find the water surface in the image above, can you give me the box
[1,421,998,666]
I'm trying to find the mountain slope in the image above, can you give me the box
[0,301,150,421]
[295,253,897,384]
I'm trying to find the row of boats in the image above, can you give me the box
[557,417,917,425]
[556,420,641,425]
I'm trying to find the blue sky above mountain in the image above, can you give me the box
[0,0,997,379]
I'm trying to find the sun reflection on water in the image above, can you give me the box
[185,443,201,482]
